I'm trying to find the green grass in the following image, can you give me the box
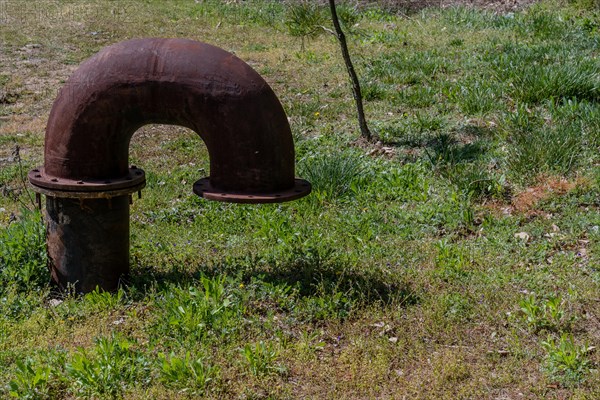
[1,0,600,398]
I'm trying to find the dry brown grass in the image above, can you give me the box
[512,176,579,212]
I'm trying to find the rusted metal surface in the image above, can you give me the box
[193,178,311,204]
[29,166,145,198]
[46,196,130,293]
[29,38,310,292]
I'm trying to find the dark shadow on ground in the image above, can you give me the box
[127,247,420,307]
[381,124,492,166]
[425,133,488,165]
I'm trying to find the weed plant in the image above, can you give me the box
[0,210,47,292]
[152,276,242,344]
[159,351,218,395]
[542,334,592,386]
[241,341,286,377]
[519,293,572,333]
[8,359,52,400]
[65,335,151,398]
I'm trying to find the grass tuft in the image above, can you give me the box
[298,151,368,200]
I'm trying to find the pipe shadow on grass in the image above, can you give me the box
[128,246,420,308]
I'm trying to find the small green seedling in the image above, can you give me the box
[241,341,286,377]
[542,333,592,386]
[519,294,571,332]
[159,351,218,395]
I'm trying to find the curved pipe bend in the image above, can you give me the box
[41,38,305,199]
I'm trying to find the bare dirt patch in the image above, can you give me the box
[512,176,578,212]
[483,175,584,219]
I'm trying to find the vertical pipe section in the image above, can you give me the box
[46,196,129,292]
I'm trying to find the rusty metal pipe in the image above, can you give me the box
[46,196,130,292]
[29,38,310,292]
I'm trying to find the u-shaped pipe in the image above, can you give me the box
[29,38,310,292]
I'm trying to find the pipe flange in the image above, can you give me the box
[193,177,311,204]
[28,166,146,198]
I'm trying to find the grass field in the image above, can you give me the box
[1,0,599,398]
